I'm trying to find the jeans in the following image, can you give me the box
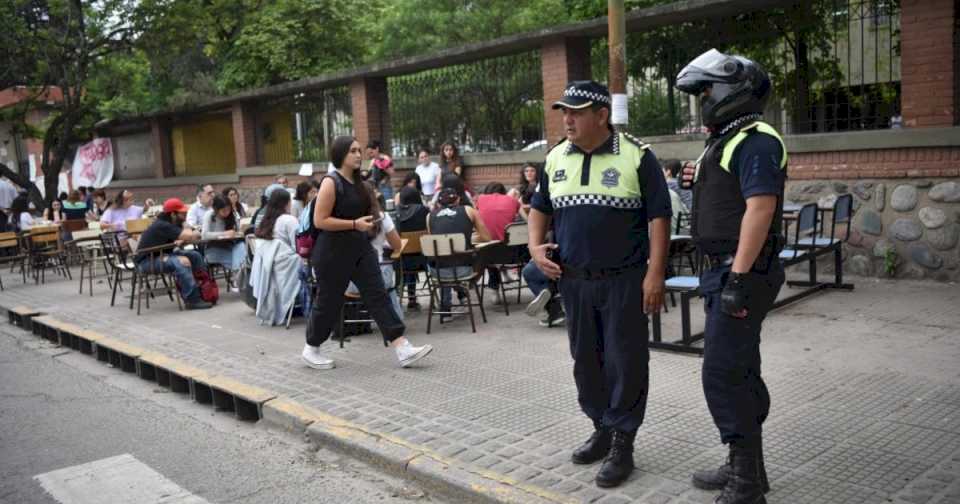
[204,241,246,271]
[522,260,550,296]
[486,267,501,290]
[136,250,205,302]
[431,265,473,307]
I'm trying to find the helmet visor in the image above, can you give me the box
[676,49,741,94]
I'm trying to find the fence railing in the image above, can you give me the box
[388,50,545,157]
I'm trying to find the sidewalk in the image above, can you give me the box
[2,271,958,504]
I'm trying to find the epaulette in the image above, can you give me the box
[545,138,568,156]
[621,132,650,150]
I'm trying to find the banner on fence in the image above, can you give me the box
[72,138,114,189]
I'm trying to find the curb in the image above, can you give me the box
[2,304,575,504]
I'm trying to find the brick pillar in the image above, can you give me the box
[149,117,174,178]
[900,0,957,127]
[232,103,259,168]
[350,77,390,152]
[541,37,592,145]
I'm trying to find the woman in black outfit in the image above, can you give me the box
[302,136,433,370]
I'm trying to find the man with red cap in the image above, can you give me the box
[135,198,212,310]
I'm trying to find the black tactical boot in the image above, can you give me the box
[571,421,611,465]
[595,429,635,488]
[692,439,769,493]
[714,440,767,504]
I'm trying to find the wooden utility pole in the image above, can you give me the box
[608,0,628,129]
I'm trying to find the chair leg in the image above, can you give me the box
[499,273,510,316]
[426,284,435,335]
[110,269,120,306]
[474,282,487,324]
[337,304,346,348]
[464,284,477,333]
[129,271,138,310]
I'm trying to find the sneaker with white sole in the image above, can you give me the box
[539,314,566,327]
[301,344,335,369]
[395,339,433,368]
[526,289,552,317]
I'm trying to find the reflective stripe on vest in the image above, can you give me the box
[718,121,788,173]
[544,133,649,210]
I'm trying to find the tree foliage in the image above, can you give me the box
[0,0,137,206]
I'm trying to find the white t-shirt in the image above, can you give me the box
[19,212,34,230]
[369,211,395,260]
[0,180,18,209]
[415,162,441,196]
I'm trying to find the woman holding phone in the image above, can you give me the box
[302,135,433,370]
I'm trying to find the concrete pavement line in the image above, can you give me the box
[300,405,578,504]
[2,303,571,503]
[34,453,210,504]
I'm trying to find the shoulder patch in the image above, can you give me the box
[622,132,649,151]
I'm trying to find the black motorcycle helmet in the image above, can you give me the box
[676,49,771,128]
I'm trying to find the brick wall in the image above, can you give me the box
[789,147,960,180]
[540,37,592,146]
[900,0,957,127]
[350,77,390,152]
[231,103,258,168]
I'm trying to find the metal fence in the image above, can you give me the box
[591,0,900,137]
[288,86,353,162]
[388,51,545,157]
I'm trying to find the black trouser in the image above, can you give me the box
[308,235,405,346]
[700,262,784,444]
[559,266,649,433]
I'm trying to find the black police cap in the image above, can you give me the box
[551,80,611,110]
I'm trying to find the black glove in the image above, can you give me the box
[720,272,751,317]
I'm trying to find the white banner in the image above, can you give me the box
[72,138,114,189]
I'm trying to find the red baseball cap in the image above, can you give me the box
[162,198,188,214]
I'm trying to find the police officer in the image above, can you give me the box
[675,49,787,504]
[528,81,672,488]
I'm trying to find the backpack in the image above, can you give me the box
[296,173,344,258]
[193,269,219,304]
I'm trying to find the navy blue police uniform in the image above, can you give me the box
[691,119,787,445]
[532,131,672,433]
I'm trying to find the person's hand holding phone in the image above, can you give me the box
[354,215,375,232]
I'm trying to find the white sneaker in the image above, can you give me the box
[301,344,335,369]
[490,289,503,305]
[394,339,433,368]
[539,313,565,327]
[526,290,552,317]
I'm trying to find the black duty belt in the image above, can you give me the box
[562,261,645,280]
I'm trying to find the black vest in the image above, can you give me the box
[428,205,474,250]
[691,126,786,255]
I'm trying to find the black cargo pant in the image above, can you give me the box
[307,234,405,346]
[559,266,650,433]
[700,262,784,444]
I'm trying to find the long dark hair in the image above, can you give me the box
[361,181,383,237]
[254,189,291,240]
[10,195,29,229]
[518,162,539,202]
[439,141,462,173]
[400,171,422,194]
[294,181,312,203]
[222,186,245,217]
[329,135,378,219]
[210,195,237,231]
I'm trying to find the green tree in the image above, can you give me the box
[0,0,137,208]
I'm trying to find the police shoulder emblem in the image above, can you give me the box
[552,168,567,183]
[601,167,620,188]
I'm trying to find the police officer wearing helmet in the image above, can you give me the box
[528,81,672,488]
[675,49,787,504]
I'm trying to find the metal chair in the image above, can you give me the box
[0,232,28,290]
[479,222,529,315]
[26,225,72,284]
[67,228,110,296]
[131,243,183,315]
[420,233,486,334]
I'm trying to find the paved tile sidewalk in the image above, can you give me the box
[2,272,959,503]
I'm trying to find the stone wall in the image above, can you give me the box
[787,178,960,282]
